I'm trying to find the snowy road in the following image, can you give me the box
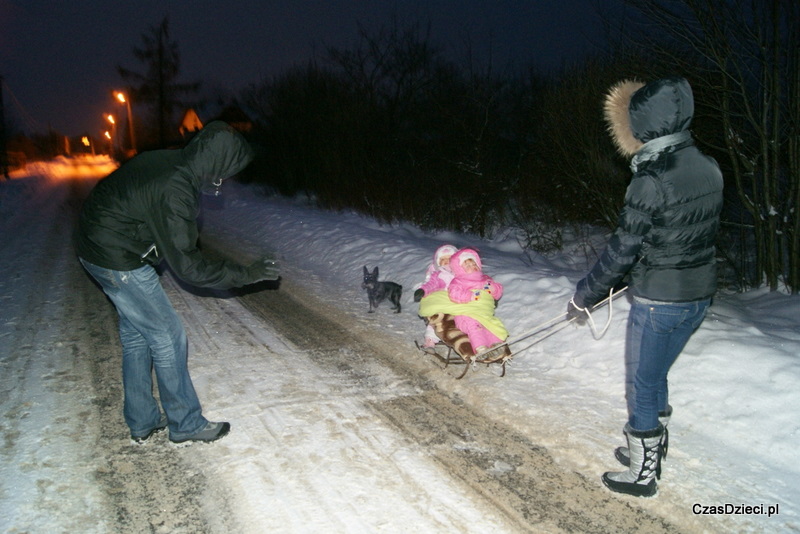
[230,280,679,532]
[2,174,686,532]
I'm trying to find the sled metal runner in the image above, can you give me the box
[415,339,512,379]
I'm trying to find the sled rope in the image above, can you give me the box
[581,285,625,340]
[505,286,627,357]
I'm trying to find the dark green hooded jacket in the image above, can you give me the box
[76,121,257,290]
[574,77,724,307]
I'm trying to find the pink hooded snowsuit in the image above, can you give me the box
[417,244,457,345]
[448,248,505,351]
[418,244,457,297]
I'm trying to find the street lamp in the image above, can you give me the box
[105,113,117,154]
[114,91,137,154]
[104,130,113,154]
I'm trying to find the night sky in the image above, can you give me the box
[1,0,617,138]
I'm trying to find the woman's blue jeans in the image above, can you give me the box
[80,259,208,440]
[625,298,710,431]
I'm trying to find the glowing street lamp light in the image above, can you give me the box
[105,114,118,154]
[114,91,137,153]
[103,130,113,154]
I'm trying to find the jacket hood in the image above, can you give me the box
[605,77,694,158]
[433,244,457,269]
[450,248,482,277]
[180,120,254,190]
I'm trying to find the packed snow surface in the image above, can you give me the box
[1,156,797,532]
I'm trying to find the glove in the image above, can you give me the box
[567,296,588,325]
[247,257,280,283]
[413,288,424,302]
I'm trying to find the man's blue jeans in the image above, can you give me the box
[80,259,208,440]
[625,298,710,431]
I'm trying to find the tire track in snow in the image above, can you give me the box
[164,274,522,532]
[234,280,682,533]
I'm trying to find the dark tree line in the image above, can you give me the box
[242,21,546,239]
[239,20,642,254]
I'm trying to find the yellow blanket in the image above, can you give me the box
[418,290,508,341]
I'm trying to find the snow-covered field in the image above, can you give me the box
[1,156,798,532]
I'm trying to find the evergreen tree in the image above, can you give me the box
[117,17,200,148]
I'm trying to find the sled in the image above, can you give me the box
[415,313,512,379]
[415,286,628,379]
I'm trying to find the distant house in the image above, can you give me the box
[177,105,255,143]
[179,109,204,138]
[212,106,253,133]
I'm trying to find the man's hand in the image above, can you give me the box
[247,257,280,283]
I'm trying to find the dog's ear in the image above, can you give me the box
[373,266,379,277]
[363,266,368,275]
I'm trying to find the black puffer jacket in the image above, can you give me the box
[76,121,257,289]
[574,77,724,307]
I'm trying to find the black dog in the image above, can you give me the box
[361,266,402,313]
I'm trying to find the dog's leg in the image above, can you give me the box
[389,285,402,313]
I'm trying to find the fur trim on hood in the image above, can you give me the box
[604,80,645,158]
[451,248,482,277]
[433,244,457,269]
[605,77,696,160]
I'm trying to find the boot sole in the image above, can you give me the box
[602,474,657,497]
[169,422,231,444]
[131,425,168,444]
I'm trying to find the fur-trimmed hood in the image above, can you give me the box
[604,77,695,158]
[450,248,483,277]
[447,247,504,303]
[433,244,457,270]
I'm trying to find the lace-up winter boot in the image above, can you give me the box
[615,405,671,479]
[602,423,663,497]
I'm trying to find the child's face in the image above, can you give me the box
[462,258,478,273]
[439,255,452,267]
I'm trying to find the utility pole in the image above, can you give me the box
[0,74,9,179]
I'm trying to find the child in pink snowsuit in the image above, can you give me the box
[415,244,457,347]
[447,248,506,353]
